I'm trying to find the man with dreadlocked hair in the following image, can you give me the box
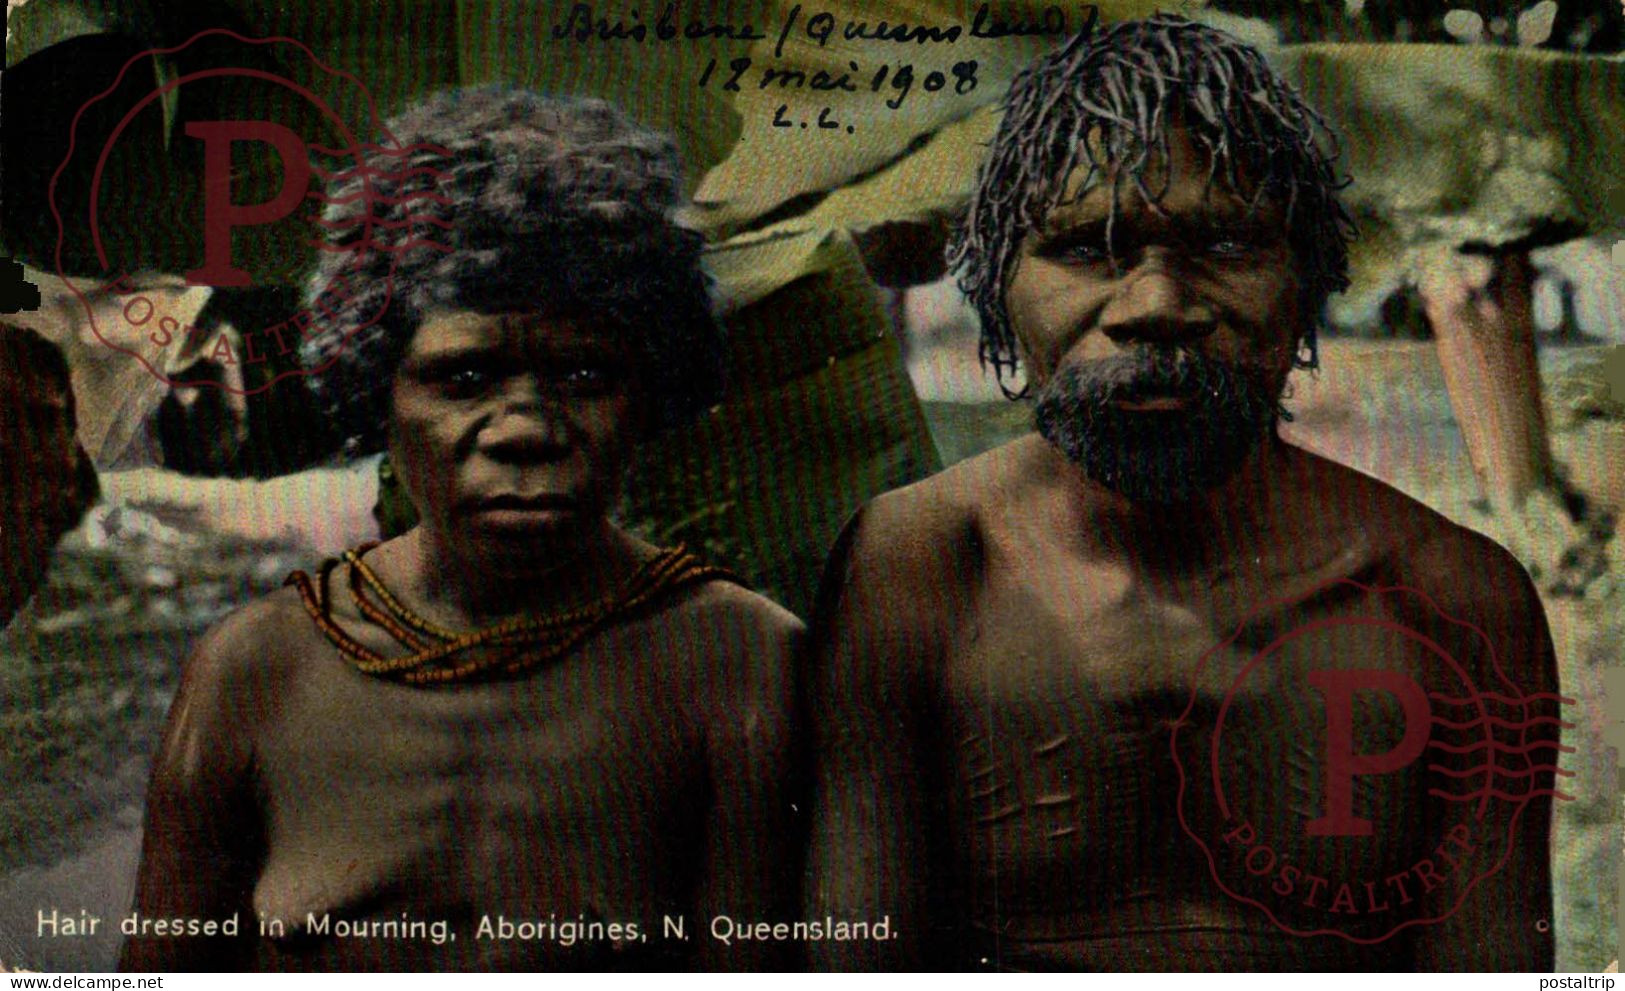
[122,89,802,972]
[805,16,1557,971]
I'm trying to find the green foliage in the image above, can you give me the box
[1281,44,1625,306]
[5,2,1621,972]
[624,228,938,615]
[730,42,1625,309]
[1208,0,1622,50]
[6,0,969,605]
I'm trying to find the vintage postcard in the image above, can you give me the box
[1,0,1620,973]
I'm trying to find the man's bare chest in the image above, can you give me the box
[933,558,1447,920]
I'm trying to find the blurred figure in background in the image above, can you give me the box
[0,322,99,628]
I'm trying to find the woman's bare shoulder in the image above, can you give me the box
[178,583,330,700]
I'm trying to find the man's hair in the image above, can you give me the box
[302,87,721,455]
[947,13,1355,393]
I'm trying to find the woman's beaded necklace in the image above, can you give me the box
[286,543,735,686]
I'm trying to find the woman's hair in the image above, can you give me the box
[947,14,1355,392]
[302,87,722,455]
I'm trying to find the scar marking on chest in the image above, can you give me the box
[1033,734,1071,756]
[1031,792,1078,808]
[976,803,1025,825]
[968,780,1011,801]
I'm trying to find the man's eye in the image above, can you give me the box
[1058,241,1110,264]
[554,364,622,395]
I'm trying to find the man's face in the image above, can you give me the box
[1003,127,1304,502]
[388,310,644,569]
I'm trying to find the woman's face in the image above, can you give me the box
[387,310,644,566]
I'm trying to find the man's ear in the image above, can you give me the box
[1000,323,1037,399]
[995,252,1040,400]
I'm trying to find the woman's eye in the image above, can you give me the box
[436,365,496,396]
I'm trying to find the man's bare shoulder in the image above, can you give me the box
[1396,507,1545,633]
[845,433,1050,570]
[1290,446,1544,629]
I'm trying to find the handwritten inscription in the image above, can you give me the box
[549,3,1091,134]
[697,55,980,129]
[552,4,767,42]
[792,4,1068,51]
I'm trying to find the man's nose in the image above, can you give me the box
[1099,253,1217,346]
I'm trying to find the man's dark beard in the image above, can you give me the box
[1033,346,1281,504]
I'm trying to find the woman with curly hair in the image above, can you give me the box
[122,89,801,972]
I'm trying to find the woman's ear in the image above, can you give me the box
[372,455,419,540]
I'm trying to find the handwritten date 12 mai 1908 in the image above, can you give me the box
[550,3,1079,130]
